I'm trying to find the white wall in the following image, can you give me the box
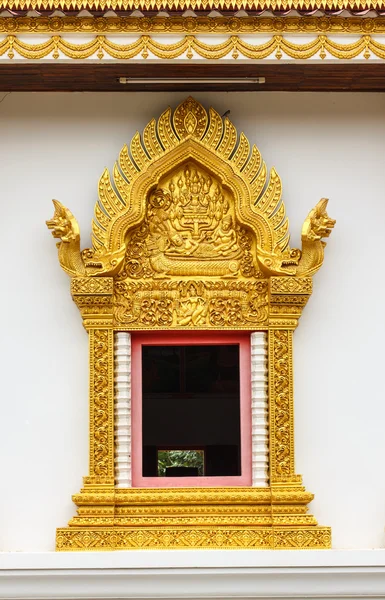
[0,91,384,551]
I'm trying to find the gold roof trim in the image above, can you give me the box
[1,33,385,59]
[1,16,385,34]
[0,0,384,11]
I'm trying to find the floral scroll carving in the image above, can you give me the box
[114,280,268,329]
[270,330,293,479]
[90,329,114,483]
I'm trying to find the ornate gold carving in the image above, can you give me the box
[296,198,336,277]
[273,528,331,548]
[70,277,114,320]
[46,200,85,277]
[1,16,385,35]
[47,97,333,550]
[114,280,268,329]
[0,0,382,13]
[116,487,271,504]
[270,277,312,295]
[4,33,385,62]
[269,330,294,480]
[122,163,257,278]
[89,329,114,483]
[71,277,114,295]
[56,526,330,550]
[269,277,312,318]
[46,200,125,277]
[47,97,335,289]
[270,296,308,306]
[57,485,330,549]
[269,319,299,328]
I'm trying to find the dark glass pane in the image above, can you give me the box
[142,344,241,478]
[142,346,181,393]
[185,345,239,393]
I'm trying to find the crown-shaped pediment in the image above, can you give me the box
[47,97,335,285]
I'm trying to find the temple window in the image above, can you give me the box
[49,97,334,550]
[131,333,252,487]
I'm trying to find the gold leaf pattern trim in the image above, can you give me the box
[1,33,385,60]
[0,16,384,35]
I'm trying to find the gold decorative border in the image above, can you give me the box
[88,329,115,485]
[56,526,331,550]
[269,329,296,483]
[0,0,383,13]
[1,16,385,35]
[1,33,385,60]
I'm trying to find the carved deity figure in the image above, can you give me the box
[209,215,238,256]
[168,232,200,256]
[177,294,207,326]
[129,163,246,277]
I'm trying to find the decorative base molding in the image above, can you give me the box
[57,485,330,551]
[56,526,331,551]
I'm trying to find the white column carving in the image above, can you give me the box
[250,332,269,487]
[114,332,132,488]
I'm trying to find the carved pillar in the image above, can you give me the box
[114,332,132,488]
[268,277,312,486]
[265,277,331,547]
[56,278,116,546]
[250,332,269,487]
[268,328,296,484]
[87,327,115,486]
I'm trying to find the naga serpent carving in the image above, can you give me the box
[46,200,86,277]
[295,198,336,277]
[149,251,240,277]
[46,197,335,280]
[47,200,126,277]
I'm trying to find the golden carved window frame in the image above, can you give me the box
[46,97,335,551]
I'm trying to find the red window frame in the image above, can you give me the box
[131,331,252,488]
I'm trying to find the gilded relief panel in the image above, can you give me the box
[122,162,259,279]
[112,159,268,329]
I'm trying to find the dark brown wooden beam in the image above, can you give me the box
[1,63,385,92]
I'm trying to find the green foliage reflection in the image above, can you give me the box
[158,450,204,476]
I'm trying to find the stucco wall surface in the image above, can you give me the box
[0,91,384,552]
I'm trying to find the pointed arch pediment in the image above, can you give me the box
[90,97,294,279]
[47,96,335,327]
